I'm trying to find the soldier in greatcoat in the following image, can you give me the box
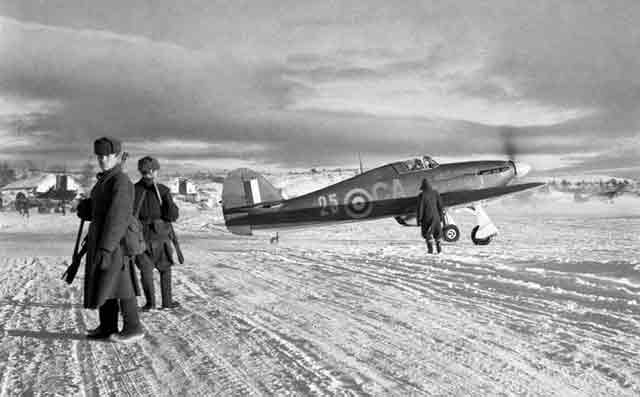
[76,137,144,343]
[134,156,180,310]
[417,178,445,254]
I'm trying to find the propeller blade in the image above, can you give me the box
[500,126,518,160]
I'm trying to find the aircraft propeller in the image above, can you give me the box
[501,127,518,161]
[500,126,531,177]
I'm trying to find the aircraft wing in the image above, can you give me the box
[441,182,545,207]
[36,190,78,201]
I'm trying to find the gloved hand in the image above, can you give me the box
[76,198,92,221]
[96,249,111,271]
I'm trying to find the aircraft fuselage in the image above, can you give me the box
[224,160,533,232]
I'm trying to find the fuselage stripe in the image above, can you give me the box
[250,178,261,204]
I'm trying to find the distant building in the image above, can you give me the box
[167,177,199,201]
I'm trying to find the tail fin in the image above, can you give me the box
[222,168,283,235]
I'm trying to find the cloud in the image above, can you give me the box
[0,2,639,177]
[484,2,640,132]
[0,14,497,168]
[277,26,595,127]
[0,16,283,146]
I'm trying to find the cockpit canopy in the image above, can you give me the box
[395,155,439,173]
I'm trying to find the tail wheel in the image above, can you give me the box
[443,224,460,242]
[471,225,492,245]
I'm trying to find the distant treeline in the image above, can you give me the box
[0,162,17,188]
[548,178,636,194]
[549,178,632,187]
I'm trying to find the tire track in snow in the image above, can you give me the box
[176,269,334,396]
[173,263,373,396]
[77,305,158,396]
[1,257,87,396]
[258,248,618,396]
[187,248,498,395]
[263,251,540,396]
[140,300,262,396]
[0,258,44,397]
[296,248,637,393]
[374,253,640,394]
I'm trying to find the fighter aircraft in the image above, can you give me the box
[222,156,544,245]
[11,172,81,214]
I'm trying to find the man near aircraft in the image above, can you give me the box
[417,178,444,254]
[134,156,180,311]
[16,193,29,218]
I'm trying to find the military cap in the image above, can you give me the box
[94,137,122,155]
[138,156,160,173]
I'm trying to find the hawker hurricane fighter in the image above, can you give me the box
[5,172,81,214]
[222,156,544,245]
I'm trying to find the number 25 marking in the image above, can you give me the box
[318,193,338,216]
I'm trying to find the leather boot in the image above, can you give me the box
[110,330,144,343]
[86,326,117,339]
[160,268,175,308]
[136,254,156,309]
[87,299,118,339]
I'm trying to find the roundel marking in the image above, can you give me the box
[344,188,373,219]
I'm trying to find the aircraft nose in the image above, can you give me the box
[512,161,531,177]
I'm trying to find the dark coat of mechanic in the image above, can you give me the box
[134,174,179,308]
[77,164,140,309]
[416,179,445,241]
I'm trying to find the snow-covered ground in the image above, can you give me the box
[0,193,639,396]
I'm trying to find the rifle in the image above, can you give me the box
[120,151,129,166]
[61,220,88,284]
[152,180,184,264]
[169,222,184,264]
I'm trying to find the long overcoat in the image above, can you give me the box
[134,179,179,271]
[417,183,444,239]
[82,165,140,309]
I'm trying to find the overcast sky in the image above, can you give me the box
[1,1,639,177]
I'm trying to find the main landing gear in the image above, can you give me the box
[465,204,498,245]
[442,212,460,243]
[444,205,498,245]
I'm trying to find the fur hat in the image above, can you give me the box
[93,137,122,155]
[138,156,160,173]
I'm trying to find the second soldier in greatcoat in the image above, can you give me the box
[134,156,180,310]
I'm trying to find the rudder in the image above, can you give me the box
[222,168,283,235]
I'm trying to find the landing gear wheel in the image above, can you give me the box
[471,225,492,246]
[443,224,460,242]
